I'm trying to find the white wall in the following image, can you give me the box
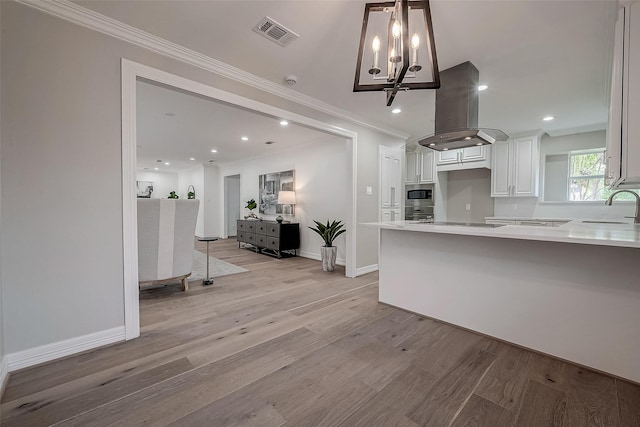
[218,136,348,263]
[136,170,179,200]
[177,165,204,236]
[494,130,632,218]
[2,2,127,355]
[446,169,494,223]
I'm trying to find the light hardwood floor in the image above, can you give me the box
[1,238,639,426]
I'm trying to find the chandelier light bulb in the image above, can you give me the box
[390,19,402,64]
[409,33,421,72]
[370,36,381,74]
[392,20,401,39]
[372,36,380,53]
[411,33,420,49]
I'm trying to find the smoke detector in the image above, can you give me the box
[283,75,298,86]
[253,17,299,47]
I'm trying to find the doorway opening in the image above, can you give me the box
[122,59,358,340]
[225,174,241,237]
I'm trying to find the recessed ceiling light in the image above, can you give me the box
[241,136,249,141]
[476,142,483,146]
[154,167,159,170]
[189,157,195,161]
[164,112,176,117]
[211,149,217,153]
[464,136,472,140]
[391,108,401,114]
[164,162,170,165]
[478,85,488,91]
[429,143,435,147]
[280,120,289,126]
[543,116,555,121]
[443,148,449,151]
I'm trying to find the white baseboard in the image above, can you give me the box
[0,355,8,399]
[299,251,346,266]
[7,327,126,372]
[356,264,379,276]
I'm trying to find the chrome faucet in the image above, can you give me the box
[605,190,640,224]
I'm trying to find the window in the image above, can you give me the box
[566,149,640,201]
[568,149,606,201]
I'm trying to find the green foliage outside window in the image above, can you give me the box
[568,149,639,201]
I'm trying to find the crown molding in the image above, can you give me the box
[16,0,410,140]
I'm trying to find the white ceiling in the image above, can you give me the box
[77,0,619,163]
[136,80,342,173]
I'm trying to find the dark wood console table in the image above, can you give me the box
[237,220,300,258]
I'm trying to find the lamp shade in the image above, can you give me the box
[277,191,296,205]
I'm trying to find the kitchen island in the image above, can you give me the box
[366,220,640,383]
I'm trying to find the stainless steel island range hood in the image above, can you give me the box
[418,61,508,151]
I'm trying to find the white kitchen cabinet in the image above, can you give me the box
[436,146,491,171]
[460,145,486,162]
[380,147,402,209]
[381,208,402,222]
[491,136,540,197]
[405,150,435,183]
[437,150,460,165]
[606,3,640,188]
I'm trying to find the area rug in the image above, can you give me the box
[189,250,248,281]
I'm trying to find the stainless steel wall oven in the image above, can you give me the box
[405,184,435,221]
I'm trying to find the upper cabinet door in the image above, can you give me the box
[418,151,435,183]
[608,3,640,187]
[512,136,539,196]
[491,141,511,197]
[461,145,486,162]
[438,150,460,164]
[606,6,625,186]
[491,136,539,198]
[624,3,640,182]
[405,151,419,183]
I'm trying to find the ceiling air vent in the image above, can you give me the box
[252,17,299,47]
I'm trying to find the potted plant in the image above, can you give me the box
[187,185,196,199]
[168,191,179,199]
[309,220,346,271]
[245,198,259,219]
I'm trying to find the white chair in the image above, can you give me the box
[137,199,200,291]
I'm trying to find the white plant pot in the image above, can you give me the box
[321,246,337,272]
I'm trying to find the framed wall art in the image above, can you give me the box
[259,170,295,214]
[136,181,154,198]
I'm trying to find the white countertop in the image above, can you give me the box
[485,216,574,222]
[363,219,640,249]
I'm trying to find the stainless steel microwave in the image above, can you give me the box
[407,188,433,200]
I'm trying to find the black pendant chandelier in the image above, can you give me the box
[353,0,440,106]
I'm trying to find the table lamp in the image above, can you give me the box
[277,191,296,223]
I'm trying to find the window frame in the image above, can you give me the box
[567,148,606,202]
